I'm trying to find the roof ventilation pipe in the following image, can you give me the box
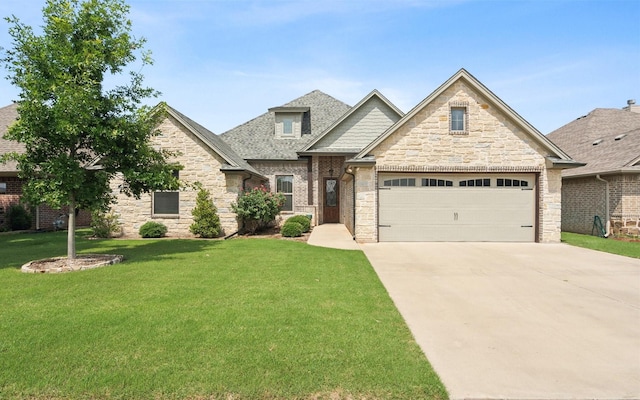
[595,175,611,238]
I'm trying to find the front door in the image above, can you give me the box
[323,177,340,223]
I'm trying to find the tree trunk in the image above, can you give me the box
[67,197,76,260]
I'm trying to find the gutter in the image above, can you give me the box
[595,175,611,237]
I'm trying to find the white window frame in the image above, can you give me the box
[282,118,293,135]
[276,175,293,212]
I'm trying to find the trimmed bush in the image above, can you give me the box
[232,186,285,234]
[139,221,167,238]
[286,215,311,233]
[189,187,221,238]
[91,210,122,238]
[281,221,304,238]
[7,204,32,231]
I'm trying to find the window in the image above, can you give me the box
[497,179,528,187]
[422,178,453,187]
[383,178,416,187]
[0,183,6,194]
[276,175,293,212]
[450,102,469,134]
[459,178,491,187]
[282,118,293,135]
[153,171,179,215]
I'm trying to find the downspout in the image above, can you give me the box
[344,167,356,240]
[595,175,611,237]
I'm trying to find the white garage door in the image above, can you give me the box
[378,174,536,242]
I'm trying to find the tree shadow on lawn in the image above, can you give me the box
[0,230,226,270]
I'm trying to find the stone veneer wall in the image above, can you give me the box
[353,81,563,242]
[111,116,249,237]
[341,172,354,235]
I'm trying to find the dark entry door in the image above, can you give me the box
[323,178,340,223]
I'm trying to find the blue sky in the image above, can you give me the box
[1,0,638,135]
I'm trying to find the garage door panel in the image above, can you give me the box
[378,174,536,242]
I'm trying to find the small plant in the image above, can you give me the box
[281,221,304,238]
[190,187,221,238]
[231,186,285,234]
[6,203,32,231]
[91,209,122,238]
[286,215,311,233]
[139,221,167,238]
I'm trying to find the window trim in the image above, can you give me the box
[282,117,294,135]
[276,175,294,212]
[449,101,469,135]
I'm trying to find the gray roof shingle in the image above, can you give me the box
[546,108,640,177]
[0,103,23,173]
[220,90,352,160]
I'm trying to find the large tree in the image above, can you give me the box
[1,0,180,260]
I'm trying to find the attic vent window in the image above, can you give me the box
[592,139,603,146]
[614,134,627,141]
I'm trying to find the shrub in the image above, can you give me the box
[281,221,303,238]
[286,215,311,233]
[139,221,167,238]
[231,186,285,234]
[7,203,32,231]
[189,187,221,238]
[90,209,122,238]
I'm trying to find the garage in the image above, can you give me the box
[378,173,536,242]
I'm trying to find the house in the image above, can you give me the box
[112,69,580,242]
[0,103,91,230]
[546,101,640,236]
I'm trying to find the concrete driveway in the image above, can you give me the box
[360,242,640,400]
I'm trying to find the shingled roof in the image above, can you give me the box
[0,103,23,173]
[546,108,640,178]
[220,90,352,160]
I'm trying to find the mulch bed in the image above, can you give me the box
[21,254,123,274]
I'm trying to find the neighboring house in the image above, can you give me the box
[112,69,580,242]
[547,101,640,236]
[0,103,91,230]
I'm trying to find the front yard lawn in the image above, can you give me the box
[562,232,640,258]
[0,231,447,400]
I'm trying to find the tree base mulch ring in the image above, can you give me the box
[21,254,124,273]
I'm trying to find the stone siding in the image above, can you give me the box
[355,81,562,242]
[111,116,247,237]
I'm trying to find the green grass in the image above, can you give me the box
[562,232,640,258]
[0,230,447,400]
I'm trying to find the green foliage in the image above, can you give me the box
[189,187,221,238]
[562,232,640,259]
[139,221,167,238]
[286,214,311,233]
[6,203,32,231]
[231,186,285,234]
[90,209,122,238]
[281,221,303,237]
[1,0,181,257]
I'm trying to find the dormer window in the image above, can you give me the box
[268,106,310,139]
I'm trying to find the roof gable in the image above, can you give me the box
[163,105,265,178]
[356,69,572,162]
[547,109,640,177]
[301,90,403,154]
[220,90,351,160]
